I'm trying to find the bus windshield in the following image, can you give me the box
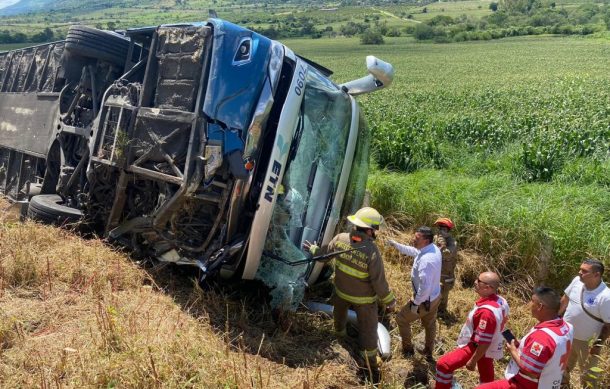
[255,66,352,310]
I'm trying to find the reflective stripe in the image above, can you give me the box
[520,359,543,374]
[518,372,539,382]
[435,377,452,384]
[521,353,545,368]
[359,216,379,226]
[335,260,369,279]
[361,348,378,358]
[477,333,493,340]
[436,370,453,379]
[380,291,395,305]
[335,288,377,304]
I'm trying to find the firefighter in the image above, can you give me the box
[434,217,458,314]
[304,207,396,382]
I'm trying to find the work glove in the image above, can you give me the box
[302,240,319,256]
[385,300,397,314]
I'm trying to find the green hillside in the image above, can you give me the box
[1,0,608,47]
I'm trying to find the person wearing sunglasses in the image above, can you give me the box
[435,272,509,388]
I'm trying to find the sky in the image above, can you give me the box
[0,0,20,10]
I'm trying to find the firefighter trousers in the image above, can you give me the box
[439,279,455,313]
[332,295,379,369]
[435,342,495,389]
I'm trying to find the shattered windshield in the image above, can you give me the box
[338,110,371,232]
[255,66,352,310]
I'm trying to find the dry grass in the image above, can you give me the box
[0,199,608,388]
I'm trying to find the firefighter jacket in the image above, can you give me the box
[435,233,458,283]
[328,230,395,306]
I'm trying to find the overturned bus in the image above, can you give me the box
[0,19,393,308]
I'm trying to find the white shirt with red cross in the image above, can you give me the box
[505,318,574,389]
[456,294,509,359]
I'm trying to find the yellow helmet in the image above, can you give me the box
[347,207,384,230]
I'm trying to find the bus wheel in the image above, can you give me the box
[65,26,130,66]
[27,194,83,226]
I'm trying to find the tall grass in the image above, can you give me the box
[0,211,363,387]
[368,169,610,288]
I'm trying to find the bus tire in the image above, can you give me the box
[27,194,83,226]
[65,26,130,66]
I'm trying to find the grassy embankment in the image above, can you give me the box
[1,200,608,388]
[285,34,610,290]
[0,200,356,388]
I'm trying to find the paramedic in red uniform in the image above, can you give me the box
[434,272,509,388]
[476,286,574,389]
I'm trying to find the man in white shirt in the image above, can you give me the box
[388,226,442,360]
[559,258,610,388]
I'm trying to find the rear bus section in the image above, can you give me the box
[0,19,392,311]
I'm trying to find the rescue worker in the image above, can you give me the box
[559,258,610,388]
[476,286,574,389]
[435,272,509,388]
[304,207,396,381]
[388,226,442,360]
[434,217,458,314]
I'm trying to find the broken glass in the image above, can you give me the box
[255,66,352,310]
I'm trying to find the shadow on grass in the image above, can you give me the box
[403,356,434,388]
[143,262,342,369]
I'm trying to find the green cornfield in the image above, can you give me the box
[285,35,610,288]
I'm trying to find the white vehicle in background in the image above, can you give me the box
[0,19,393,309]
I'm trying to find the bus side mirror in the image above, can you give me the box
[340,56,394,96]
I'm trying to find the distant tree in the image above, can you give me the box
[414,23,434,40]
[485,10,509,26]
[107,21,116,31]
[422,7,428,14]
[257,26,279,39]
[427,15,456,26]
[299,20,316,36]
[489,2,499,12]
[340,21,369,37]
[360,29,384,45]
[499,0,528,14]
[385,26,401,37]
[30,27,53,42]
[13,32,27,43]
[375,21,389,35]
